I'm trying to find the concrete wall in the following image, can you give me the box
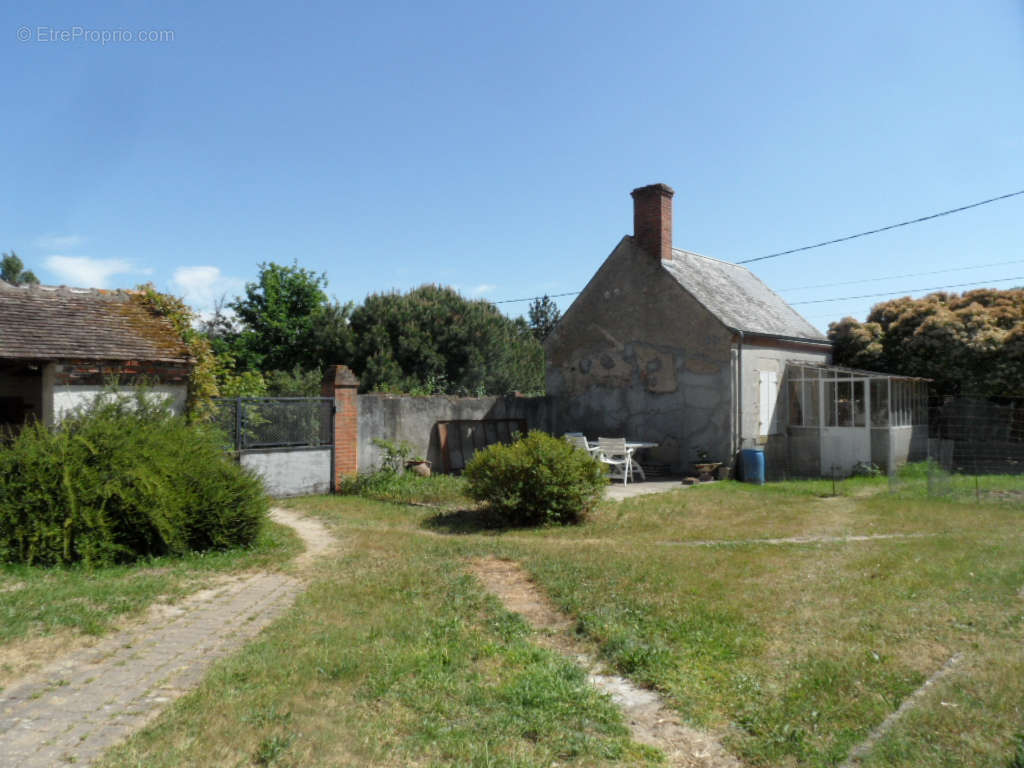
[544,237,734,473]
[786,427,821,478]
[358,393,552,473]
[240,448,332,497]
[871,428,891,473]
[50,383,188,422]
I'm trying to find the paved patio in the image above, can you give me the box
[605,478,714,501]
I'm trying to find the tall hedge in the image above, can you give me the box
[0,393,267,566]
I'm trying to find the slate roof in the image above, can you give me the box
[0,282,191,363]
[660,248,827,341]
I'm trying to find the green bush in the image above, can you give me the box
[0,392,268,566]
[463,431,607,525]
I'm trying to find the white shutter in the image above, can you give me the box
[759,370,779,435]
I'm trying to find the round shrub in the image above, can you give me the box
[0,393,268,566]
[463,430,607,525]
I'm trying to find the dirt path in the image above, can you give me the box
[0,507,334,768]
[470,556,743,768]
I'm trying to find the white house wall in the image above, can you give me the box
[736,343,830,479]
[51,383,188,423]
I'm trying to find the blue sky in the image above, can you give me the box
[3,0,1022,332]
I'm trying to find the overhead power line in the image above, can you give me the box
[788,276,1024,305]
[778,258,1024,292]
[493,290,580,305]
[736,188,1024,265]
[491,186,1024,305]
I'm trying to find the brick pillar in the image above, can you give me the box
[323,365,359,490]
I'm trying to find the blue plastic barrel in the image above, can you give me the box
[740,448,765,485]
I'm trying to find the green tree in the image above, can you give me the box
[1,252,40,285]
[348,284,544,395]
[828,288,1024,397]
[224,262,353,373]
[527,294,561,341]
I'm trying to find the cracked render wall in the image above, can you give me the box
[544,237,735,473]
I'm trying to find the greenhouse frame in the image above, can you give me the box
[784,363,930,477]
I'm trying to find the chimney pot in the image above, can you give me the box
[631,183,675,262]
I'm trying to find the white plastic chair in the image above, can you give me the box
[564,434,592,454]
[596,437,634,485]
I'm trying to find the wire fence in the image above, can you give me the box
[887,395,1024,505]
[209,397,334,450]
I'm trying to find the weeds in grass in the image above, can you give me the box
[253,732,294,766]
[338,469,469,506]
[1007,732,1024,768]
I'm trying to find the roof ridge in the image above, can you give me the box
[3,283,136,302]
[670,247,748,270]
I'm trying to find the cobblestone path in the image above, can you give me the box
[0,508,333,768]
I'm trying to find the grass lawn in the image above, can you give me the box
[93,477,1024,767]
[0,517,302,687]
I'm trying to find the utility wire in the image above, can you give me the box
[491,187,1024,305]
[493,290,580,305]
[736,188,1024,265]
[788,276,1024,305]
[777,258,1024,292]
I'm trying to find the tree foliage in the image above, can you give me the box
[1,252,39,285]
[527,294,562,341]
[226,262,353,373]
[349,285,544,395]
[829,288,1024,397]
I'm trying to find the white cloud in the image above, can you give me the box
[44,255,140,288]
[172,266,245,315]
[470,283,496,296]
[35,234,84,250]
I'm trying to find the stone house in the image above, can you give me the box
[544,183,834,478]
[0,282,193,430]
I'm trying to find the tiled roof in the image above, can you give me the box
[661,248,827,341]
[0,282,191,363]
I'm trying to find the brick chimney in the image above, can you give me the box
[630,183,675,262]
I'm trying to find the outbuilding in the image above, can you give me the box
[0,281,192,431]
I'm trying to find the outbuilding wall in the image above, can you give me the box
[544,237,735,473]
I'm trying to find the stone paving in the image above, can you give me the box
[605,478,694,501]
[0,508,332,768]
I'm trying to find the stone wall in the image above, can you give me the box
[544,236,735,472]
[358,393,552,474]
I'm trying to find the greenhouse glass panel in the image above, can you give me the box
[804,380,820,427]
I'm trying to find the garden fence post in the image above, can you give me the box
[235,396,242,452]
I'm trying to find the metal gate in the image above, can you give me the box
[210,397,335,496]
